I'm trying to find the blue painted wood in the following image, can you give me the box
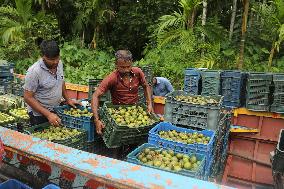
[0,127,234,189]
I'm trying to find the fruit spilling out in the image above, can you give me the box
[32,126,82,141]
[0,112,15,125]
[63,108,93,117]
[159,130,211,145]
[9,108,29,120]
[107,106,155,128]
[137,147,201,171]
[175,95,219,105]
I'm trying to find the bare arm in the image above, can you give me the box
[24,90,61,126]
[143,83,154,113]
[91,91,105,134]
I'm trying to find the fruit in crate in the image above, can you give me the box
[158,130,211,145]
[63,108,93,117]
[32,126,82,141]
[107,105,155,128]
[175,95,218,105]
[137,147,201,171]
[0,94,24,110]
[0,112,15,124]
[9,108,29,120]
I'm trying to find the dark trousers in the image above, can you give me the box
[28,112,48,126]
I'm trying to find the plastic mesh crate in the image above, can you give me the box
[88,79,111,105]
[148,122,215,175]
[271,93,284,113]
[54,105,94,142]
[221,71,247,107]
[0,179,32,189]
[164,91,224,130]
[245,72,272,111]
[24,122,87,149]
[101,102,160,148]
[201,70,221,96]
[126,143,206,178]
[184,68,201,95]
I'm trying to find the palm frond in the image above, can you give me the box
[15,0,32,23]
[156,12,185,34]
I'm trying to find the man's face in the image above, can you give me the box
[153,78,157,85]
[115,59,132,74]
[43,55,60,69]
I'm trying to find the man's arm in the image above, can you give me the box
[24,90,61,126]
[62,82,78,108]
[144,83,154,112]
[91,77,112,134]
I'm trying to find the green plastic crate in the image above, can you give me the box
[24,122,87,149]
[101,102,160,148]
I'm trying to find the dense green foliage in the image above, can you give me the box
[0,0,283,88]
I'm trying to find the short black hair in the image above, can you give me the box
[40,40,60,58]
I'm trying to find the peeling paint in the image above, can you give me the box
[0,127,236,189]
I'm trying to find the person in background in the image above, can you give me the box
[91,50,153,135]
[23,40,79,126]
[152,77,174,97]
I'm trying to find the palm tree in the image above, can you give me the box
[0,0,32,44]
[237,0,250,69]
[72,0,114,48]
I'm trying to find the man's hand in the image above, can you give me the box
[147,104,154,113]
[95,119,105,135]
[47,113,61,127]
[66,99,81,108]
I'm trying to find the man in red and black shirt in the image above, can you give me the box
[91,50,153,135]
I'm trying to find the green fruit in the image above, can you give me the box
[154,160,162,167]
[176,153,183,159]
[183,162,192,170]
[173,165,182,171]
[191,156,197,163]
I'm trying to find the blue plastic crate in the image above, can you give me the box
[184,68,201,95]
[42,184,60,189]
[54,105,94,142]
[126,143,206,178]
[148,122,215,152]
[0,179,32,189]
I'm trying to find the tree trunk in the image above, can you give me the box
[201,0,207,40]
[268,42,276,69]
[189,9,196,28]
[238,0,250,70]
[229,0,237,40]
[81,30,85,48]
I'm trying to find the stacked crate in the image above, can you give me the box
[271,74,284,113]
[245,72,272,111]
[164,90,223,131]
[0,61,14,95]
[183,68,201,95]
[201,70,221,96]
[221,71,247,107]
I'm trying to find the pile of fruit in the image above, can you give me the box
[0,94,24,111]
[137,147,201,172]
[107,105,155,128]
[32,126,82,141]
[0,112,15,125]
[63,108,93,117]
[9,108,29,120]
[174,95,219,105]
[158,130,211,144]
